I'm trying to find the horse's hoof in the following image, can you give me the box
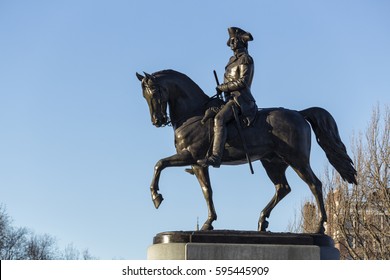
[200,224,214,231]
[258,220,269,231]
[152,194,164,209]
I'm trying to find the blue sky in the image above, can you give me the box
[0,0,389,259]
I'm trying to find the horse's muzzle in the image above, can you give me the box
[152,114,168,127]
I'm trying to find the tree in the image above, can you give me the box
[62,243,96,260]
[62,243,81,260]
[0,205,29,260]
[81,248,96,260]
[286,201,320,233]
[25,234,58,260]
[296,105,389,259]
[325,105,389,259]
[0,204,96,260]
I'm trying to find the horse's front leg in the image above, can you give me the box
[191,165,217,230]
[150,151,194,209]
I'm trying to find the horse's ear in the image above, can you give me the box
[143,72,153,80]
[136,72,144,81]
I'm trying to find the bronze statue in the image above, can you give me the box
[198,27,257,168]
[136,28,357,234]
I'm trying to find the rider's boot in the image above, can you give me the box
[197,124,227,168]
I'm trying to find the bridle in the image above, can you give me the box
[143,76,171,127]
[143,73,223,129]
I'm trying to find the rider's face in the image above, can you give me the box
[229,37,245,51]
[229,37,238,50]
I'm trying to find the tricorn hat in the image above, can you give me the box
[227,27,253,46]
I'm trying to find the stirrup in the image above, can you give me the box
[197,155,221,168]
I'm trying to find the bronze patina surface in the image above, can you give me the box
[137,27,357,234]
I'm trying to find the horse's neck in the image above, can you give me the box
[166,79,208,129]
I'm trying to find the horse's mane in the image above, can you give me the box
[152,69,209,100]
[152,69,180,76]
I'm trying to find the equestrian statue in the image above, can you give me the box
[136,27,357,234]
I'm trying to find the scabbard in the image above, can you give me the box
[231,105,254,174]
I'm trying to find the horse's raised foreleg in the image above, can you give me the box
[258,160,291,231]
[191,165,217,230]
[150,151,194,209]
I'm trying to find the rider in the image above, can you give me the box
[198,27,258,168]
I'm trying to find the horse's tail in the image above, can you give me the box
[299,107,357,184]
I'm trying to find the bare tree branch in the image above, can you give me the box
[293,105,389,259]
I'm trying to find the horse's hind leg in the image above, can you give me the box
[191,165,217,230]
[258,160,291,231]
[291,163,327,234]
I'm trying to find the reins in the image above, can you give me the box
[145,72,224,128]
[161,93,222,129]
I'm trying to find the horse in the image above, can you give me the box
[136,69,357,234]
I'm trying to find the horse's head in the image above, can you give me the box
[136,72,169,127]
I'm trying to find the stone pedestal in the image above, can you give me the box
[147,230,340,260]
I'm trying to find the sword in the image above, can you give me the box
[213,70,254,174]
[213,70,228,101]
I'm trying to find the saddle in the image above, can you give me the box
[201,105,258,127]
